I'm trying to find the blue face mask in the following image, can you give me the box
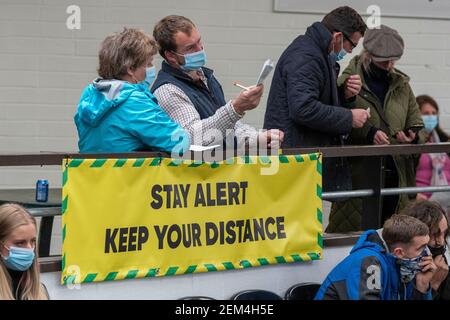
[143,66,156,87]
[179,49,207,71]
[330,35,347,63]
[1,246,35,271]
[396,247,430,283]
[422,115,438,133]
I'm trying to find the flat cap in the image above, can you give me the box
[363,25,404,62]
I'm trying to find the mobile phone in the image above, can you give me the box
[394,125,424,138]
[392,124,424,138]
[404,125,424,134]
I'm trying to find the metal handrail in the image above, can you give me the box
[323,185,450,201]
[1,143,450,166]
[28,207,61,217]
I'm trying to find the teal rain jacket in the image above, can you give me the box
[74,79,190,153]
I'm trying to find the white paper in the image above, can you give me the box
[256,59,274,86]
[189,144,221,152]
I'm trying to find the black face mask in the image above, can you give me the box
[369,62,390,80]
[429,245,447,258]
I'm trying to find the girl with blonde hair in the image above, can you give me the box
[0,203,49,300]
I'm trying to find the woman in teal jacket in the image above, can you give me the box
[74,28,190,154]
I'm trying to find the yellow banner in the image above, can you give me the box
[61,154,323,284]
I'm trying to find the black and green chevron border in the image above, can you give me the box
[61,153,323,284]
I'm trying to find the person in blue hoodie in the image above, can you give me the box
[315,215,437,300]
[74,28,190,154]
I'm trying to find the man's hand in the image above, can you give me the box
[344,75,362,99]
[431,255,449,291]
[416,255,438,293]
[373,130,390,145]
[396,130,416,144]
[232,85,264,115]
[258,129,284,149]
[351,109,370,128]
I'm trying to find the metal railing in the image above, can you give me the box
[1,142,449,257]
[324,186,450,201]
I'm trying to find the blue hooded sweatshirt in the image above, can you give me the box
[74,79,190,153]
[315,230,432,300]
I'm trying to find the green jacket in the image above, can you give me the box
[327,55,425,233]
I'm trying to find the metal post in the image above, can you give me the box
[38,216,54,257]
[361,156,384,230]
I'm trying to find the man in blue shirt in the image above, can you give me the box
[316,215,437,300]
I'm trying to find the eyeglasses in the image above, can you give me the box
[342,32,357,49]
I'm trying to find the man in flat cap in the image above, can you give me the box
[327,25,425,233]
[264,6,369,193]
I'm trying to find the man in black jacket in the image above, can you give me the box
[264,6,369,192]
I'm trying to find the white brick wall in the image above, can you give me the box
[1,0,450,188]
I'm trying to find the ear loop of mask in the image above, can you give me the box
[129,65,143,84]
[170,51,186,68]
[1,242,36,254]
[131,73,139,84]
[333,33,343,53]
[0,242,9,259]
[130,59,155,84]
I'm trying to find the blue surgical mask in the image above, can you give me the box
[179,49,207,71]
[396,247,430,283]
[422,115,438,133]
[143,66,156,87]
[1,246,35,271]
[330,35,347,64]
[336,48,347,61]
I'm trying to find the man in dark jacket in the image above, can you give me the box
[315,215,436,300]
[264,6,369,192]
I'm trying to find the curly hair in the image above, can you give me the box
[97,27,157,80]
[400,200,449,241]
[153,15,196,60]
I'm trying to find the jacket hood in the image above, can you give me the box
[350,229,391,256]
[350,230,400,267]
[76,78,138,127]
